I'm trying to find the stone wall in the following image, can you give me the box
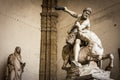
[0,0,42,80]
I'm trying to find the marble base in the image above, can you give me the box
[65,61,113,80]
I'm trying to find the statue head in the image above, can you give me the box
[83,7,92,14]
[15,46,21,54]
[82,7,92,19]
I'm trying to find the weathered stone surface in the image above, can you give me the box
[40,0,58,80]
[65,61,113,80]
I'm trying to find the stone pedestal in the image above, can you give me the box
[65,61,113,80]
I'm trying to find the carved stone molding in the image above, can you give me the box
[39,0,58,80]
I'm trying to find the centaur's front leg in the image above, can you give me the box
[97,55,103,68]
[62,44,73,70]
[87,55,103,68]
[88,54,114,71]
[102,53,114,71]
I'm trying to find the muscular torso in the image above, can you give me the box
[71,16,90,33]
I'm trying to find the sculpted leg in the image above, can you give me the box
[73,39,81,62]
[109,54,114,68]
[62,56,69,70]
[10,70,15,80]
[97,59,102,69]
[87,55,103,68]
[102,53,114,71]
[105,54,114,71]
[62,44,71,70]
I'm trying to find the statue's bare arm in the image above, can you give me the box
[55,6,80,18]
[64,7,80,18]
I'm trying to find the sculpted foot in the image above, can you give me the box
[71,60,82,67]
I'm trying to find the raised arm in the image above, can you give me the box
[64,7,79,18]
[55,6,79,18]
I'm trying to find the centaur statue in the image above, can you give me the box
[55,6,114,72]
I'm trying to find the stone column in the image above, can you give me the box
[39,0,58,80]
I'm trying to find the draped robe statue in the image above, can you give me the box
[5,46,26,80]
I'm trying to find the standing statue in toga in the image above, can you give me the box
[5,46,26,80]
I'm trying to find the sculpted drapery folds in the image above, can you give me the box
[5,46,26,80]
